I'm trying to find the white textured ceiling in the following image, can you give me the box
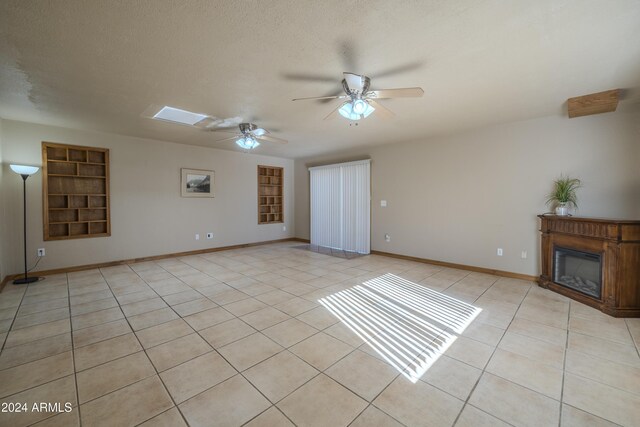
[1,0,639,158]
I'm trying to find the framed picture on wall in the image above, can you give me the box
[181,168,214,198]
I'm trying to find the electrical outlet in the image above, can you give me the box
[385,234,391,242]
[497,248,503,256]
[381,200,387,207]
[206,232,213,239]
[37,248,45,257]
[282,225,286,231]
[195,234,200,240]
[521,250,527,259]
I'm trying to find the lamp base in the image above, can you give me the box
[13,276,39,285]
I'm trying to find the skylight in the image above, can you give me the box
[152,106,208,125]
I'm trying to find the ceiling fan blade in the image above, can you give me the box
[338,40,358,72]
[252,128,269,136]
[212,135,241,143]
[207,127,239,133]
[324,101,347,120]
[281,72,336,83]
[292,95,348,102]
[367,87,424,99]
[343,72,365,92]
[257,135,288,145]
[218,116,243,127]
[367,100,395,119]
[369,61,424,79]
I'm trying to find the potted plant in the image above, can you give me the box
[546,175,581,216]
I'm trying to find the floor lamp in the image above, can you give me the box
[10,164,40,285]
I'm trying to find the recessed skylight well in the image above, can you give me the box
[152,106,208,125]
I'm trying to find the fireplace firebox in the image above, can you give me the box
[538,215,640,317]
[553,247,602,299]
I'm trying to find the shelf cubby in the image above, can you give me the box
[43,142,111,240]
[257,165,283,224]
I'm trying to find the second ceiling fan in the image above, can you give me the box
[293,72,424,121]
[210,123,287,150]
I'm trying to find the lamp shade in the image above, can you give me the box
[10,164,40,176]
[338,101,375,121]
[352,99,367,114]
[235,137,260,150]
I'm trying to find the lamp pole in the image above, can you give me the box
[21,174,28,282]
[13,172,39,285]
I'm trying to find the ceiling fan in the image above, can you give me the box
[210,123,288,150]
[146,106,285,150]
[292,72,424,121]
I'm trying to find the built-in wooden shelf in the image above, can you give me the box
[43,142,111,240]
[258,165,283,224]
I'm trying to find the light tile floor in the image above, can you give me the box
[0,242,639,426]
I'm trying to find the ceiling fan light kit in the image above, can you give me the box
[293,71,424,123]
[338,100,375,121]
[236,136,260,150]
[208,122,287,150]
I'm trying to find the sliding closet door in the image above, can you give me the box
[309,160,370,254]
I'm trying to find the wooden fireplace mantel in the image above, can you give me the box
[538,215,640,317]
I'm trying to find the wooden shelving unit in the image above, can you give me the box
[258,165,283,224]
[42,142,111,240]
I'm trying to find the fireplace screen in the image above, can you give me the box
[553,247,602,299]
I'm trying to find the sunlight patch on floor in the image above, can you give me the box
[319,273,482,383]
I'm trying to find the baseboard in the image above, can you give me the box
[1,238,536,292]
[370,250,537,282]
[0,276,11,293]
[2,238,299,285]
[290,238,310,243]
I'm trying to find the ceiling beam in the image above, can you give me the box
[567,89,620,118]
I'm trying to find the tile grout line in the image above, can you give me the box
[113,262,193,427]
[137,253,319,424]
[2,244,635,427]
[311,260,472,426]
[3,276,72,426]
[316,270,473,427]
[560,303,639,425]
[447,273,504,426]
[167,250,372,425]
[450,279,533,427]
[340,271,477,425]
[624,319,640,359]
[66,271,84,427]
[468,288,637,426]
[557,300,572,427]
[5,251,378,424]
[0,279,31,353]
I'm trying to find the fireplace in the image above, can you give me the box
[553,247,602,299]
[538,215,640,317]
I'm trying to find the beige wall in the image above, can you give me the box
[0,118,5,281]
[0,119,294,276]
[295,111,640,276]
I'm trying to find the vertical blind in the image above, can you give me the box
[309,159,371,254]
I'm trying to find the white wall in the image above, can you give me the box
[295,111,640,276]
[0,119,294,276]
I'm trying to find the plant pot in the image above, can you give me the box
[555,203,569,216]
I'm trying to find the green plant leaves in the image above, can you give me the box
[546,175,581,208]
